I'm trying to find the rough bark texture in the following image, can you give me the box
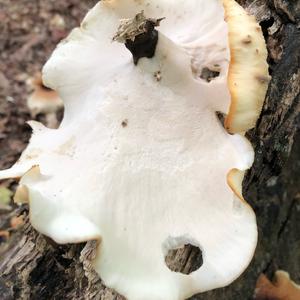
[0,1,299,299]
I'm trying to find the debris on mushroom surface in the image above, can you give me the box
[0,1,270,300]
[254,271,300,300]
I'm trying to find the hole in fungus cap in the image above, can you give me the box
[0,1,269,299]
[200,66,221,82]
[164,236,203,275]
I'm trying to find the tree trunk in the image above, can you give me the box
[0,1,299,299]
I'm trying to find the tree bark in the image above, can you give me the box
[0,1,299,299]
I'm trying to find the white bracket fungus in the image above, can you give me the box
[0,1,270,299]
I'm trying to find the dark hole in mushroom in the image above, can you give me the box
[165,243,203,275]
[216,111,226,129]
[200,67,220,82]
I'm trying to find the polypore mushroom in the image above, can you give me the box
[0,1,269,299]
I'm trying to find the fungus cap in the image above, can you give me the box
[223,0,270,133]
[0,1,269,299]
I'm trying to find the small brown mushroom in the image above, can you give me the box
[27,73,63,117]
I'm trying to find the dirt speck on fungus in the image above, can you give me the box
[121,120,128,127]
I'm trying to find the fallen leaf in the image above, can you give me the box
[0,187,13,205]
[255,271,300,300]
